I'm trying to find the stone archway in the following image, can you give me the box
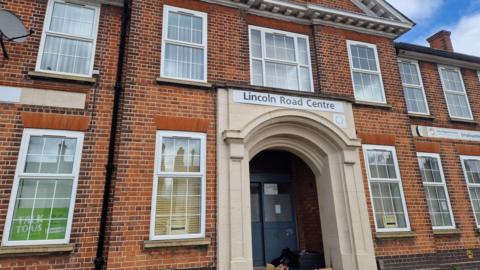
[216,89,376,270]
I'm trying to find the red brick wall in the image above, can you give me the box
[103,1,219,268]
[3,0,480,268]
[0,1,122,269]
[311,22,480,259]
[293,157,323,254]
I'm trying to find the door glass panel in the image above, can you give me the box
[263,183,292,222]
[250,184,261,223]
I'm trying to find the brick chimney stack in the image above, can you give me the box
[427,30,454,52]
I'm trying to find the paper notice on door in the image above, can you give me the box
[275,204,282,214]
[264,184,278,195]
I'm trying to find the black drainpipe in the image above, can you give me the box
[94,0,130,269]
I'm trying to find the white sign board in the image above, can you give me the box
[233,90,344,113]
[416,125,480,142]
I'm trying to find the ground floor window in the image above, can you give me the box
[151,130,206,240]
[417,153,455,229]
[2,129,84,246]
[460,156,480,227]
[363,145,410,232]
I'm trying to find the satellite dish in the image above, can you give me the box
[0,9,33,59]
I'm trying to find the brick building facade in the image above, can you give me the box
[1,0,480,269]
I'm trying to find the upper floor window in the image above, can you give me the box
[347,41,385,103]
[151,131,206,240]
[36,0,100,77]
[161,6,207,82]
[363,145,410,232]
[2,129,84,246]
[249,26,313,92]
[438,66,473,120]
[398,59,429,115]
[417,153,455,229]
[460,156,480,228]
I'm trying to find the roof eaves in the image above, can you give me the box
[396,42,480,69]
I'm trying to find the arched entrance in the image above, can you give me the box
[216,88,376,270]
[250,150,325,268]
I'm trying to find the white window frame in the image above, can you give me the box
[347,40,386,104]
[248,25,314,92]
[2,129,84,246]
[460,155,480,228]
[398,59,430,115]
[438,65,473,120]
[150,130,207,240]
[160,5,208,83]
[35,0,101,78]
[363,144,411,232]
[416,152,455,230]
[477,71,480,82]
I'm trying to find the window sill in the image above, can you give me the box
[28,71,97,84]
[354,100,392,109]
[449,117,477,125]
[156,77,212,89]
[408,113,435,120]
[374,231,416,239]
[433,228,461,236]
[144,237,211,249]
[0,243,74,257]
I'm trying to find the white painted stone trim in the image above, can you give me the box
[216,88,376,270]
[0,86,86,109]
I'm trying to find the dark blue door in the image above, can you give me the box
[251,175,298,266]
[250,183,265,266]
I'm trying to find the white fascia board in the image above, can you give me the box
[263,0,308,11]
[349,0,378,17]
[307,3,413,29]
[247,9,311,25]
[311,19,397,38]
[373,0,413,24]
[199,0,413,38]
[398,50,480,70]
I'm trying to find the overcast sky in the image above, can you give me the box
[388,0,480,56]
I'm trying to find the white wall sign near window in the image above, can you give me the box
[36,0,100,77]
[2,129,84,246]
[249,26,313,92]
[160,5,207,82]
[460,156,480,228]
[363,145,410,232]
[151,131,206,240]
[347,40,386,103]
[398,59,429,115]
[438,65,473,120]
[417,153,455,229]
[416,125,480,142]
